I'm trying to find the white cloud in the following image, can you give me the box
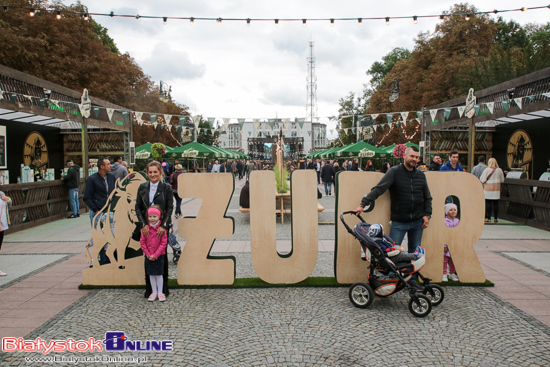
[139,43,206,81]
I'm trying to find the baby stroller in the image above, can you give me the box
[167,223,182,264]
[340,211,444,317]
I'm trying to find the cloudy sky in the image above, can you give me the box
[72,1,547,135]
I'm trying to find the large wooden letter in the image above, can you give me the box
[177,173,235,285]
[422,172,485,282]
[335,171,391,283]
[250,170,318,284]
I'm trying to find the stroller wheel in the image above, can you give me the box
[349,282,374,309]
[422,285,444,306]
[408,294,432,317]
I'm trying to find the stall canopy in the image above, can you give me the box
[166,142,219,159]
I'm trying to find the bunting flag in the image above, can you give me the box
[248,131,252,136]
[351,127,356,133]
[121,111,129,123]
[9,93,17,103]
[344,128,349,134]
[50,100,60,109]
[308,131,311,136]
[474,105,480,116]
[24,95,33,103]
[153,121,158,129]
[283,121,289,130]
[543,93,550,99]
[138,119,143,126]
[371,114,379,120]
[211,129,216,134]
[416,111,423,119]
[457,106,465,117]
[238,118,245,129]
[253,119,260,129]
[164,115,173,124]
[283,118,290,124]
[136,112,143,121]
[501,100,509,110]
[223,118,230,131]
[193,115,201,128]
[150,113,157,123]
[178,116,186,125]
[386,113,394,123]
[486,102,494,114]
[429,109,438,122]
[269,120,275,130]
[400,112,408,122]
[528,96,534,101]
[514,97,523,109]
[38,98,45,108]
[107,108,115,122]
[357,115,364,123]
[207,117,215,128]
[297,117,305,128]
[256,131,261,137]
[443,108,451,119]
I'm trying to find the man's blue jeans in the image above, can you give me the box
[324,182,332,195]
[69,188,79,216]
[389,218,425,253]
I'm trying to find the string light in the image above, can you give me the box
[1,4,547,26]
[163,16,167,24]
[246,18,250,26]
[56,10,61,19]
[275,19,279,27]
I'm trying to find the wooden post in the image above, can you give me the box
[468,118,475,172]
[81,118,89,179]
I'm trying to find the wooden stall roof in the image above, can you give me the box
[423,67,550,132]
[0,64,130,132]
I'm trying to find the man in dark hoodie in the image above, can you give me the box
[63,159,80,218]
[110,155,127,182]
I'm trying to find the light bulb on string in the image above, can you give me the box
[275,19,279,27]
[413,15,417,24]
[190,17,194,24]
[136,14,140,19]
[163,17,167,24]
[217,17,222,25]
[385,17,390,25]
[358,18,362,25]
[465,14,470,21]
[29,8,35,17]
[246,18,251,26]
[56,11,61,20]
[439,15,445,24]
[330,18,334,27]
[83,13,88,20]
[521,7,528,12]
[302,19,306,27]
[3,5,8,11]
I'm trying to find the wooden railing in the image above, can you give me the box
[2,179,87,234]
[500,178,550,230]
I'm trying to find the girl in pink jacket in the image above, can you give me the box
[140,206,168,302]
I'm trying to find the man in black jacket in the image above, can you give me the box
[63,159,80,218]
[354,146,432,255]
[84,158,116,225]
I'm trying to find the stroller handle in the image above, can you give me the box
[340,211,368,234]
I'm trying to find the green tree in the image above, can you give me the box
[367,47,411,89]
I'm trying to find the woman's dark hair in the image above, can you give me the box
[380,162,390,173]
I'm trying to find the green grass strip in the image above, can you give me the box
[79,277,494,289]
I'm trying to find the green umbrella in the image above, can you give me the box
[135,142,153,160]
[331,142,384,159]
[166,142,218,159]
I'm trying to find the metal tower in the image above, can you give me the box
[306,41,317,124]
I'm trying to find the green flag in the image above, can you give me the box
[150,113,157,123]
[93,107,100,118]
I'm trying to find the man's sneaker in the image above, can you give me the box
[450,274,459,282]
[413,247,423,260]
[76,214,80,217]
[0,270,7,276]
[442,274,448,282]
[158,293,166,302]
[148,293,157,302]
[67,214,77,219]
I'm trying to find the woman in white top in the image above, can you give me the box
[0,191,12,276]
[479,158,505,223]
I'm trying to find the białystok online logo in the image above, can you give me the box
[2,331,173,355]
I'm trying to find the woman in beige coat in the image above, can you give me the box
[479,158,505,223]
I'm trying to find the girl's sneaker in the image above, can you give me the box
[413,247,424,260]
[148,293,157,302]
[449,274,459,282]
[442,274,448,282]
[158,293,166,302]
[0,270,6,276]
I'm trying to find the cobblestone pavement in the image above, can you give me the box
[2,286,550,367]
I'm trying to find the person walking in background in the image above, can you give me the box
[480,158,505,223]
[0,191,12,276]
[237,160,244,180]
[111,155,127,182]
[63,159,81,218]
[206,161,213,173]
[471,155,487,179]
[246,160,255,181]
[161,158,170,177]
[212,160,220,173]
[364,160,375,172]
[380,162,390,174]
[316,159,321,184]
[140,205,168,302]
[351,159,359,171]
[429,155,442,171]
[321,160,334,196]
[169,164,185,218]
[440,151,463,171]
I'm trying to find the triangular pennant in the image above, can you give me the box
[135,112,143,120]
[351,127,356,133]
[543,93,550,99]
[385,113,394,123]
[24,95,33,103]
[10,93,18,103]
[283,122,289,130]
[501,100,509,110]
[486,102,494,114]
[238,119,245,129]
[429,109,438,121]
[150,113,157,123]
[457,106,465,117]
[514,97,523,109]
[474,105,480,116]
[308,131,311,136]
[416,111,423,119]
[164,115,173,124]
[193,116,201,128]
[528,96,534,101]
[121,111,128,123]
[371,114,379,120]
[283,118,290,124]
[207,118,215,128]
[400,112,408,122]
[178,116,186,125]
[107,108,115,122]
[223,118,230,131]
[443,108,451,119]
[153,121,158,129]
[38,98,45,108]
[298,117,305,129]
[269,120,275,130]
[357,115,364,123]
[248,131,252,136]
[344,128,349,134]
